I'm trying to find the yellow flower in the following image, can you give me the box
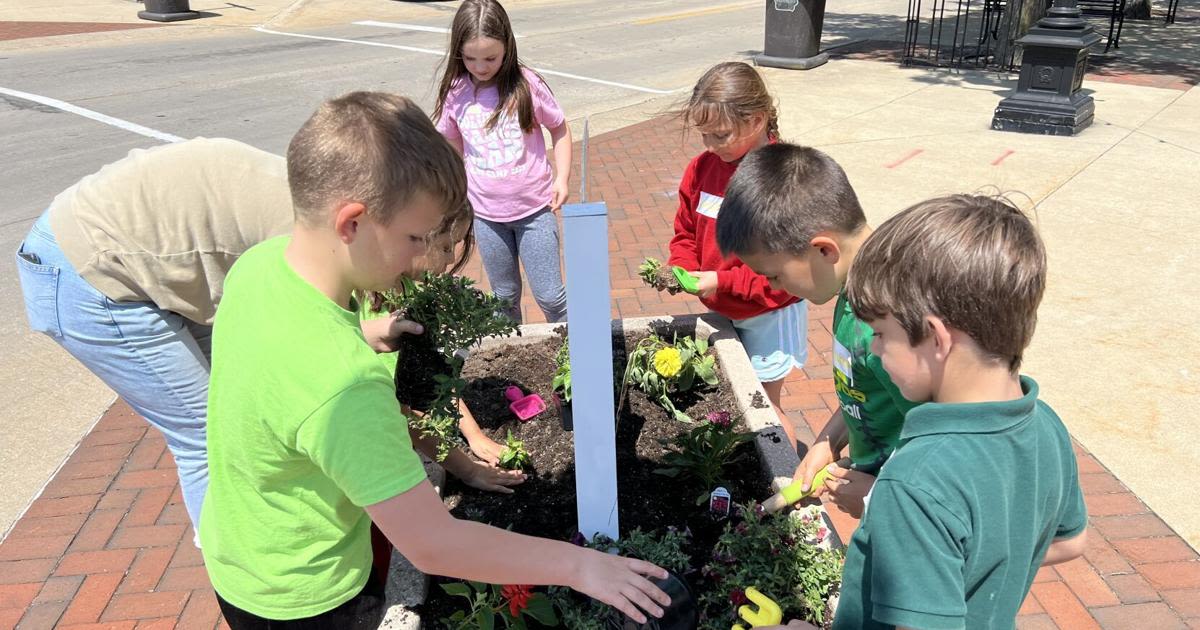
[653,347,683,378]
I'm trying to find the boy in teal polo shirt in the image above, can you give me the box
[716,143,917,518]
[200,92,669,629]
[770,194,1088,629]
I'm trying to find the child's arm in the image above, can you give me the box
[793,408,849,495]
[548,121,572,210]
[367,481,671,623]
[458,399,505,466]
[1042,530,1088,566]
[666,160,702,272]
[407,423,525,494]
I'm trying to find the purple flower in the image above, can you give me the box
[569,532,588,547]
[706,411,733,428]
[730,589,749,606]
[735,522,749,535]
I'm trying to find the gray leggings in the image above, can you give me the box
[474,208,567,324]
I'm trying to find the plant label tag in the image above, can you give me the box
[709,487,731,517]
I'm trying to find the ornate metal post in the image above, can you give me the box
[991,0,1101,136]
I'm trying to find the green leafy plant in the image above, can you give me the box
[698,504,843,629]
[440,581,558,629]
[550,336,571,403]
[496,431,531,471]
[378,273,518,461]
[621,334,719,422]
[655,411,754,504]
[637,257,685,294]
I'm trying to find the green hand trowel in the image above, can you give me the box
[671,266,701,294]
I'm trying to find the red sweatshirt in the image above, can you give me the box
[668,150,799,321]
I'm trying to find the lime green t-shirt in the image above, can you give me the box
[200,237,427,619]
[832,293,918,470]
[833,377,1088,630]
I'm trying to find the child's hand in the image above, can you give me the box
[793,441,836,500]
[459,458,526,494]
[823,463,875,518]
[550,176,570,211]
[362,313,423,353]
[466,433,505,466]
[692,270,718,297]
[573,550,670,624]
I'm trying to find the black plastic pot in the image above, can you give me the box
[553,392,573,432]
[607,572,697,630]
[394,333,453,413]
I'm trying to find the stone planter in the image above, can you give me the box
[380,313,839,627]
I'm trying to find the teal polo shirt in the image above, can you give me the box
[833,376,1087,630]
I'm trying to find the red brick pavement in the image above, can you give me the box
[0,22,160,43]
[2,116,1198,629]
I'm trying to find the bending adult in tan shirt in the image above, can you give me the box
[15,138,294,535]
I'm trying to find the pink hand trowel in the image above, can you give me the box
[504,386,546,422]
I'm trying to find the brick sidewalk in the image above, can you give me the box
[0,22,160,43]
[1,116,1197,629]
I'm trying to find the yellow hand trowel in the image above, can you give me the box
[732,587,782,629]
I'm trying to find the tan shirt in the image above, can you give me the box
[48,137,294,325]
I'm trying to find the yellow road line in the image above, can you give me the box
[632,1,760,26]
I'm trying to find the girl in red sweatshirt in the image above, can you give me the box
[668,62,808,450]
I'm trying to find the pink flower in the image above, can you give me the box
[706,411,733,428]
[730,589,749,606]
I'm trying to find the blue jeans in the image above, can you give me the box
[474,208,567,324]
[16,212,210,534]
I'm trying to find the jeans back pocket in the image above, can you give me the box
[15,244,62,337]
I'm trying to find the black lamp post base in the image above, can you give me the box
[138,0,201,22]
[755,51,830,70]
[992,96,1096,136]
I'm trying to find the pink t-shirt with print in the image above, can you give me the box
[435,67,565,223]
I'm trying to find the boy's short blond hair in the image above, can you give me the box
[287,92,466,227]
[847,194,1046,371]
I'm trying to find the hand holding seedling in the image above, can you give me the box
[573,551,671,624]
[458,459,526,494]
[466,434,505,466]
[823,463,875,519]
[360,312,424,354]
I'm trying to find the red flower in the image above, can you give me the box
[501,584,533,617]
[730,588,749,606]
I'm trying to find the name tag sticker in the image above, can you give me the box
[833,338,854,386]
[697,191,723,219]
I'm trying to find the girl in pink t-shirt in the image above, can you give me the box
[433,0,572,323]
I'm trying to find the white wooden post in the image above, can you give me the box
[561,203,619,540]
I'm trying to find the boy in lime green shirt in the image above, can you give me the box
[200,92,669,628]
[768,194,1088,629]
[716,143,916,518]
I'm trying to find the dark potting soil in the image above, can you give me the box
[418,329,780,627]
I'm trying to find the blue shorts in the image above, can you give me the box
[732,300,809,383]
